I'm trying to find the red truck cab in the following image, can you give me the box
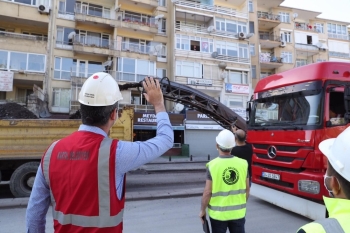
[247,62,350,219]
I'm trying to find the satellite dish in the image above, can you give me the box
[175,103,184,112]
[102,60,112,66]
[293,13,298,19]
[316,42,323,48]
[68,31,76,39]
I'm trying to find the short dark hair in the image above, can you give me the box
[328,161,350,199]
[80,102,118,127]
[235,132,246,143]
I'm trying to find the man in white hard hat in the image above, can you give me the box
[199,129,250,233]
[297,126,350,233]
[26,73,174,233]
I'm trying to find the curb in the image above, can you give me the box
[0,189,204,209]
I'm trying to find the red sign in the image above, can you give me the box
[225,83,249,94]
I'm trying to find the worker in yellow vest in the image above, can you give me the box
[199,129,249,233]
[297,126,350,233]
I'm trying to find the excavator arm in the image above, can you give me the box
[119,77,247,130]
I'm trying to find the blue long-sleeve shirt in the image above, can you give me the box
[26,112,173,233]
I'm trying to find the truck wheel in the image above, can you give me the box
[10,162,40,198]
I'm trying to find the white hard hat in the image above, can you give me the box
[78,72,123,106]
[216,129,235,149]
[319,126,350,182]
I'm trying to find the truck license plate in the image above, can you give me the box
[262,172,280,180]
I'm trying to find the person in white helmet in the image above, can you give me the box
[199,129,250,233]
[26,74,174,233]
[297,126,350,233]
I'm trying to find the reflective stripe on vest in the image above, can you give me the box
[314,218,345,233]
[211,189,246,197]
[208,203,246,212]
[42,138,123,228]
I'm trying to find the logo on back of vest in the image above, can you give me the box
[222,167,239,185]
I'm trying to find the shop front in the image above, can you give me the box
[133,112,185,156]
[184,110,224,158]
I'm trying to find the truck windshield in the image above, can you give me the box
[250,91,322,127]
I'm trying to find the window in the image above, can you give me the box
[52,88,70,113]
[159,0,166,7]
[250,44,255,56]
[56,27,75,46]
[157,68,166,78]
[251,65,256,79]
[75,2,111,18]
[249,21,254,34]
[13,0,36,6]
[239,44,249,59]
[117,58,156,82]
[260,72,273,79]
[0,51,46,72]
[296,59,307,67]
[227,70,248,84]
[176,35,213,53]
[158,19,166,34]
[281,31,292,43]
[279,12,290,23]
[315,23,324,33]
[227,95,248,108]
[248,1,253,12]
[176,61,202,78]
[327,23,348,40]
[281,51,293,63]
[328,91,346,125]
[215,18,247,34]
[58,0,75,14]
[54,57,74,80]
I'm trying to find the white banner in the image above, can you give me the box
[225,83,249,94]
[186,124,223,130]
[231,107,247,119]
[0,71,14,92]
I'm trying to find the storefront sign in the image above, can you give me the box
[0,71,14,92]
[186,110,212,121]
[188,78,213,86]
[134,112,185,125]
[225,83,249,94]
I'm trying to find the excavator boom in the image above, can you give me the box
[119,77,247,130]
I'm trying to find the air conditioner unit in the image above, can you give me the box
[238,32,246,40]
[211,51,219,58]
[38,4,50,14]
[280,41,286,47]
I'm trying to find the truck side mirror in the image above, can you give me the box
[344,86,350,122]
[246,101,253,123]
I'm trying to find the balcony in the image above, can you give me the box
[118,42,166,62]
[75,7,114,27]
[258,12,281,30]
[0,1,49,23]
[107,71,150,83]
[0,31,47,54]
[115,13,158,34]
[175,23,238,39]
[175,76,223,92]
[260,53,283,69]
[173,0,248,19]
[259,34,281,49]
[118,103,155,112]
[295,43,320,56]
[175,50,250,64]
[129,0,159,7]
[328,33,348,40]
[72,36,114,56]
[294,22,322,33]
[329,51,350,59]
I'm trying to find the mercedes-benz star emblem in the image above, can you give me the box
[267,146,277,159]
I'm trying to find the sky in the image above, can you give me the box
[281,0,350,23]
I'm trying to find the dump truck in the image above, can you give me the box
[0,77,245,198]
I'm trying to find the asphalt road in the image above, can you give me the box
[0,196,310,233]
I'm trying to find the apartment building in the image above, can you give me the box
[249,0,350,88]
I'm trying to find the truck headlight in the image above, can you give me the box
[298,180,320,194]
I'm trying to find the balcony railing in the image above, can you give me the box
[119,13,157,28]
[175,49,250,63]
[257,12,281,22]
[259,34,281,41]
[294,22,320,32]
[260,54,283,63]
[329,51,350,58]
[295,43,319,52]
[175,23,239,38]
[328,33,348,40]
[0,31,47,41]
[73,36,111,48]
[118,103,155,112]
[75,5,111,19]
[173,0,248,18]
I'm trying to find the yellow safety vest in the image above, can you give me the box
[207,156,248,221]
[297,197,350,233]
